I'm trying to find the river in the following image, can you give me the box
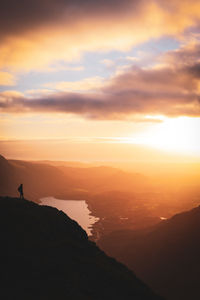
[40,197,99,236]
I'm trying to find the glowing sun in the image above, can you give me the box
[128,116,200,155]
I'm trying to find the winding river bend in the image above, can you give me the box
[40,197,99,236]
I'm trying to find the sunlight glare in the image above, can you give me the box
[128,117,200,155]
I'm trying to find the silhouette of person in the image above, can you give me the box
[18,184,24,199]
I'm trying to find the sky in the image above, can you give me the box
[0,0,200,161]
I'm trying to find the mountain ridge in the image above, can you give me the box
[98,205,200,300]
[0,196,163,300]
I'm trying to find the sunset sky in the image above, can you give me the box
[0,0,200,161]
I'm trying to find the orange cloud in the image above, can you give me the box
[45,77,106,92]
[0,54,199,119]
[0,0,200,71]
[163,41,200,67]
[0,72,16,86]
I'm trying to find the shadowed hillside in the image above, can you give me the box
[0,196,163,300]
[98,206,200,300]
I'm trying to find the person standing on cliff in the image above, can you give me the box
[18,184,24,199]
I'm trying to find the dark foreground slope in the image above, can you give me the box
[0,197,162,300]
[98,206,200,300]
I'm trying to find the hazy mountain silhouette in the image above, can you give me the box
[0,154,150,201]
[0,154,76,200]
[98,206,200,299]
[0,196,163,300]
[2,154,194,242]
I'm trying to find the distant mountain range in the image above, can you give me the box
[0,154,149,201]
[98,206,200,300]
[0,196,163,300]
[0,154,165,238]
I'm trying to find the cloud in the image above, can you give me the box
[0,60,199,118]
[43,65,85,73]
[163,41,200,67]
[1,37,200,120]
[0,90,24,100]
[0,72,16,86]
[101,59,115,69]
[1,0,200,71]
[45,76,106,92]
[125,56,140,62]
[25,89,55,97]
